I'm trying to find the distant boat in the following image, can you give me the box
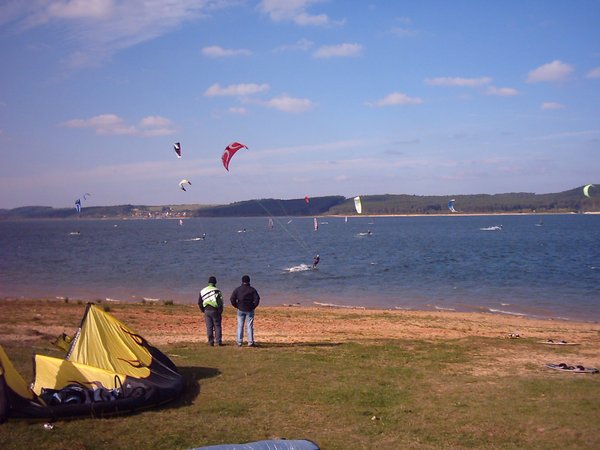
[268,218,274,230]
[535,219,544,227]
[313,217,318,232]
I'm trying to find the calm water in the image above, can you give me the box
[1,215,599,321]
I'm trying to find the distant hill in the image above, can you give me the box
[0,186,597,219]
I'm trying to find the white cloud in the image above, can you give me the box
[273,38,314,52]
[139,115,172,128]
[258,0,336,26]
[425,76,492,87]
[265,95,315,113]
[527,60,573,83]
[486,86,518,96]
[201,45,252,58]
[204,83,269,97]
[2,1,230,67]
[528,129,600,141]
[541,102,565,110]
[367,92,423,107]
[390,26,418,37]
[586,67,600,79]
[313,43,363,59]
[62,114,136,135]
[61,114,176,136]
[228,106,247,115]
[46,0,114,20]
[137,116,177,136]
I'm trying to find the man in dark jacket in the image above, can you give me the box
[230,275,260,347]
[199,276,224,346]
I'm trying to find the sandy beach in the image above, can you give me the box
[2,297,599,378]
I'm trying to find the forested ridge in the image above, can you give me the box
[1,186,597,219]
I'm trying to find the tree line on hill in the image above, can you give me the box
[0,186,597,219]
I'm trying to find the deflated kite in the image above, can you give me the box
[179,179,191,191]
[75,199,81,214]
[0,303,184,421]
[222,142,248,171]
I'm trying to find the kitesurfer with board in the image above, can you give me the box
[199,276,224,346]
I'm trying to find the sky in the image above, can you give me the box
[1,0,599,209]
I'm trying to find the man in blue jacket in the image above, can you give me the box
[230,275,260,347]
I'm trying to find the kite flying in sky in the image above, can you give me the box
[354,196,362,214]
[174,142,182,158]
[583,184,594,198]
[222,142,248,171]
[448,199,457,213]
[179,179,191,191]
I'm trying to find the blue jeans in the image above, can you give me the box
[236,310,255,346]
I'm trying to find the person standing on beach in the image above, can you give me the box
[199,276,224,346]
[230,275,260,347]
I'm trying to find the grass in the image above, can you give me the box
[1,301,599,449]
[1,337,599,449]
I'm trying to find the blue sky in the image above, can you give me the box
[1,0,599,209]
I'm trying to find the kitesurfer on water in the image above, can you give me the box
[199,276,224,346]
[312,254,320,269]
[230,275,260,347]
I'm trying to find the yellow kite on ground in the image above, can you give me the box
[0,303,184,422]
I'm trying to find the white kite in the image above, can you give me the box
[354,196,362,214]
[179,179,191,191]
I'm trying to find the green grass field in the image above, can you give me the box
[1,333,599,450]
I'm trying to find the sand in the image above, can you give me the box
[1,297,599,377]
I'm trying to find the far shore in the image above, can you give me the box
[2,211,599,221]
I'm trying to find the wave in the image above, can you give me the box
[480,226,502,231]
[314,301,365,309]
[434,305,456,311]
[488,308,526,317]
[285,264,313,273]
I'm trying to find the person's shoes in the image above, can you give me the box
[248,343,255,347]
[209,342,214,346]
[218,343,225,346]
[237,343,242,347]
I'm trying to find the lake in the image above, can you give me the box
[1,214,598,321]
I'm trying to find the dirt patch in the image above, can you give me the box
[1,298,599,376]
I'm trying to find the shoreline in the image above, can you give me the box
[2,296,600,344]
[3,292,599,325]
[3,292,598,325]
